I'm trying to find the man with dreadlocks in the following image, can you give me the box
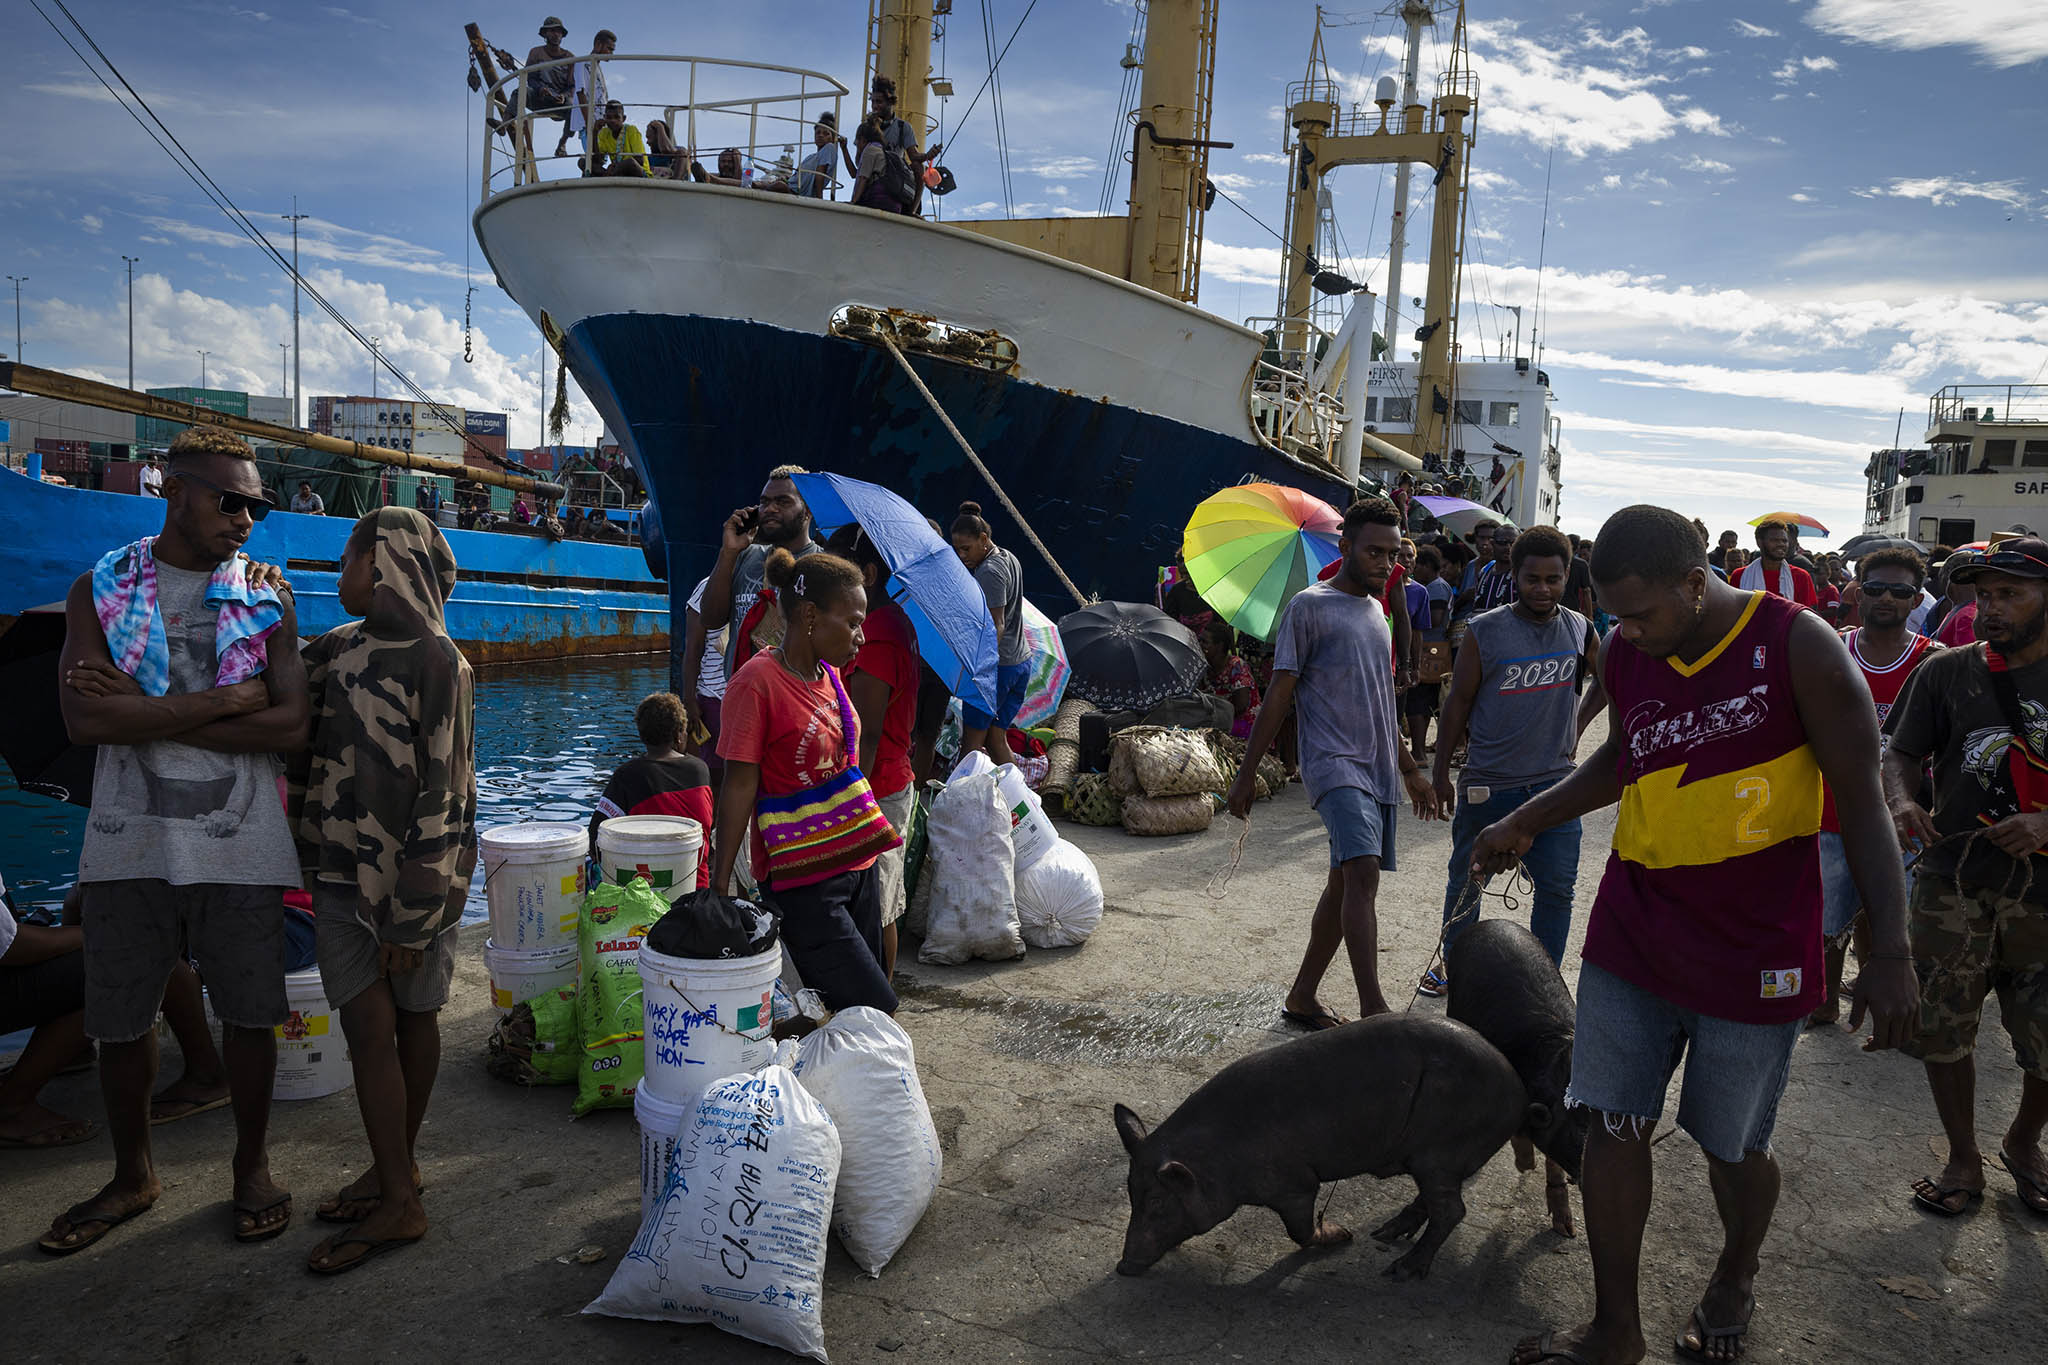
[293,508,477,1276]
[1886,535,2048,1222]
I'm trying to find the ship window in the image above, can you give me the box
[1939,518,1976,546]
[1489,401,1520,426]
[1382,397,1414,423]
[1454,400,1483,424]
[1359,396,1377,421]
[2024,440,2048,468]
[1985,439,2017,468]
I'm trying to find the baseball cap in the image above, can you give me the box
[1950,536,2048,583]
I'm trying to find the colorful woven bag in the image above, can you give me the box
[753,663,903,887]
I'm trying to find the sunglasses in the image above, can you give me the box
[1979,549,2048,575]
[173,469,273,521]
[1861,582,1919,599]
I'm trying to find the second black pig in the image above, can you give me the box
[1445,917,1590,1236]
[1112,1012,1534,1281]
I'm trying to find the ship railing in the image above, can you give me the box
[1247,356,1347,469]
[482,54,849,198]
[1927,383,2048,429]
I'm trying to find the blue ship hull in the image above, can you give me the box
[559,313,1354,688]
[0,467,668,663]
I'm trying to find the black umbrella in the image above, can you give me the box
[1836,533,1927,558]
[1056,601,1206,712]
[0,608,93,807]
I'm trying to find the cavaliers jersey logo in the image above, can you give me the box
[1623,684,1772,768]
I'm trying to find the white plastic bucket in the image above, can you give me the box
[634,1086,691,1221]
[274,969,351,1101]
[951,750,996,784]
[636,942,779,1106]
[994,763,1059,872]
[484,938,580,1010]
[481,822,587,952]
[596,815,704,904]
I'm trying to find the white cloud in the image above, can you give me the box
[1544,349,1916,411]
[1467,169,1518,194]
[1207,172,1263,193]
[1600,174,1623,190]
[1809,0,2048,68]
[1789,192,1816,202]
[1559,411,1869,459]
[135,212,468,281]
[1802,56,1841,72]
[1858,176,2035,211]
[1023,155,1098,179]
[80,213,103,234]
[1731,20,1781,39]
[1681,156,1734,174]
[1241,152,1290,167]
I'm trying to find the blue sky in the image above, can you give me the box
[4,0,2044,538]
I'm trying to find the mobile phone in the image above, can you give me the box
[738,507,761,533]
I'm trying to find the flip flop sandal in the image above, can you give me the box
[316,1176,426,1224]
[307,1231,424,1276]
[1997,1149,2048,1217]
[1416,966,1449,998]
[37,1199,152,1256]
[234,1194,294,1244]
[1280,1005,1348,1032]
[1909,1177,1982,1217]
[1509,1329,1596,1365]
[150,1094,232,1126]
[1673,1302,1753,1362]
[0,1119,99,1150]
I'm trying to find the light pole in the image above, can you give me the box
[5,276,25,362]
[122,256,140,389]
[369,335,380,402]
[196,349,210,389]
[282,199,309,427]
[279,342,290,400]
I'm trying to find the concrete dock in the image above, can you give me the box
[2,738,2040,1364]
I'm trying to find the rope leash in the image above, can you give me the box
[1205,812,1255,900]
[1404,855,1533,1013]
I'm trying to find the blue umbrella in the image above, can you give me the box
[790,472,999,715]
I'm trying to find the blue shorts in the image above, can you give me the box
[1564,961,1801,1163]
[1314,786,1397,871]
[962,659,1033,732]
[1817,830,1910,938]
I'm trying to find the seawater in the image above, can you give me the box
[0,654,669,922]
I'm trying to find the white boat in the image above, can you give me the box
[1862,383,2048,546]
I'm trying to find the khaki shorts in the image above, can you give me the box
[313,883,457,1013]
[872,786,917,928]
[1902,874,2048,1078]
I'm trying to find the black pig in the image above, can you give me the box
[1445,918,1590,1236]
[1112,1013,1533,1280]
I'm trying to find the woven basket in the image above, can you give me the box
[1051,695,1093,743]
[1044,738,1080,796]
[1121,792,1215,837]
[1108,733,1140,795]
[1065,772,1123,827]
[1114,726,1226,797]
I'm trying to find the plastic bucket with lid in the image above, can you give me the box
[994,763,1059,872]
[481,822,588,951]
[484,938,580,1010]
[634,1086,692,1221]
[636,942,778,1105]
[596,815,704,904]
[274,969,351,1101]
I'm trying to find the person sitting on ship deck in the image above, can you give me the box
[792,112,843,199]
[644,119,690,180]
[517,18,575,139]
[589,100,649,178]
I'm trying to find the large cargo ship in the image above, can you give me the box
[466,1,1558,686]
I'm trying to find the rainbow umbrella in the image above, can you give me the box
[1182,482,1344,642]
[1012,597,1070,730]
[1749,511,1830,537]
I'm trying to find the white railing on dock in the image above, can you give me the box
[481,54,849,198]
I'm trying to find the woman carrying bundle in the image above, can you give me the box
[709,548,901,1013]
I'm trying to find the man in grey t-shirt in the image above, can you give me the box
[700,469,819,683]
[44,428,307,1256]
[1425,526,1602,995]
[950,504,1030,766]
[1229,497,1440,1025]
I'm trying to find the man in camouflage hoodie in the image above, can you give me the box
[290,507,476,1275]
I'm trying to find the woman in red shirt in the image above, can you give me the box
[711,548,900,1012]
[827,525,922,978]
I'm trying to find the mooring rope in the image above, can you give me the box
[875,331,1091,610]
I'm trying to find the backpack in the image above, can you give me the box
[879,146,919,210]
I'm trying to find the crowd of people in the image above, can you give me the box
[506,18,943,213]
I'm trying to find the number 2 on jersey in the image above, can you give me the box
[1734,776,1771,844]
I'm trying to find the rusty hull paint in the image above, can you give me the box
[462,626,669,666]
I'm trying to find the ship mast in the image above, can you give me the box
[1279,1,1476,467]
[865,0,935,153]
[1382,1,1431,348]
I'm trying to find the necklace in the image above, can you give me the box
[774,647,823,684]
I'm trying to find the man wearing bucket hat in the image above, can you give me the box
[523,18,576,146]
[1886,535,2048,1220]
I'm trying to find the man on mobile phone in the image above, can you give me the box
[698,466,820,686]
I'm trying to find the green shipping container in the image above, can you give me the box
[138,388,251,448]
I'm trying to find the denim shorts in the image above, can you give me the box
[1314,786,1397,871]
[1817,830,1912,938]
[1564,960,1801,1163]
[962,659,1034,732]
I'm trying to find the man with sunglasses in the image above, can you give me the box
[1886,535,2048,1221]
[1810,548,1941,1029]
[42,426,308,1256]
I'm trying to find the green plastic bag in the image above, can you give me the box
[902,785,933,901]
[485,984,581,1087]
[573,877,664,1116]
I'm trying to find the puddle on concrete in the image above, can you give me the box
[895,980,1279,1065]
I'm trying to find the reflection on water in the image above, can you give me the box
[0,654,669,921]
